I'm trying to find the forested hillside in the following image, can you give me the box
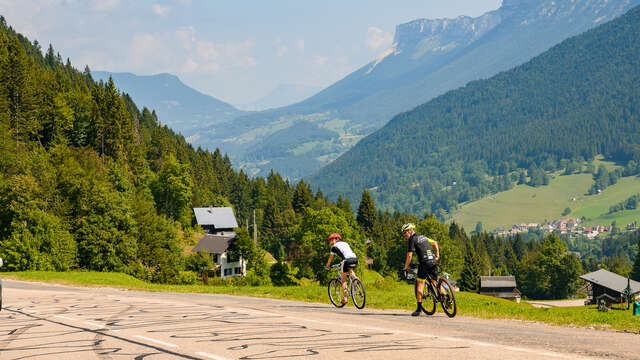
[310,4,640,216]
[0,16,360,284]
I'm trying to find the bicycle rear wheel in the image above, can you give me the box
[328,278,346,308]
[350,278,366,309]
[438,278,457,317]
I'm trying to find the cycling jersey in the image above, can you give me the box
[331,241,357,260]
[407,233,437,263]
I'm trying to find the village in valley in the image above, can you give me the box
[494,218,639,239]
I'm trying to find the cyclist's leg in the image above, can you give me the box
[428,265,443,296]
[340,260,349,303]
[416,262,429,303]
[347,258,358,279]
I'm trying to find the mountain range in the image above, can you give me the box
[308,3,640,215]
[92,71,242,142]
[97,0,639,180]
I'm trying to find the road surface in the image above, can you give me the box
[0,280,637,359]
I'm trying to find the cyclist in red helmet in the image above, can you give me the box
[325,233,358,305]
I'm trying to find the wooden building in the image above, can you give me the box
[480,276,522,303]
[192,207,244,279]
[580,269,640,306]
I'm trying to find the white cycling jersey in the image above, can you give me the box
[331,241,356,260]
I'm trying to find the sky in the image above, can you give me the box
[0,0,502,105]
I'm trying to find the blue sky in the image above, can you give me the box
[0,0,502,105]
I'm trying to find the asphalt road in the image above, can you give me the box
[0,280,638,359]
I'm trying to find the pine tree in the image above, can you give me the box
[356,189,377,235]
[292,179,312,214]
[336,194,352,213]
[460,243,481,292]
[631,238,640,282]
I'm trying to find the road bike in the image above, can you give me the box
[328,264,366,309]
[403,266,457,317]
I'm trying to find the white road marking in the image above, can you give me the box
[472,341,496,347]
[54,315,77,321]
[134,335,178,348]
[440,336,463,342]
[85,321,105,328]
[196,352,230,360]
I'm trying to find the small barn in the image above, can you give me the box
[192,207,244,279]
[580,269,640,306]
[480,276,522,303]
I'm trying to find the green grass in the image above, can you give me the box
[3,271,639,333]
[451,172,640,232]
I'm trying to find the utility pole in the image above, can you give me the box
[253,209,258,246]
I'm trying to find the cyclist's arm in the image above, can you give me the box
[431,240,440,260]
[325,253,334,269]
[403,252,413,270]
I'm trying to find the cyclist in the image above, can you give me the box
[401,223,440,316]
[324,233,358,305]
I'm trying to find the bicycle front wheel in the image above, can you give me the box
[351,278,366,309]
[421,285,437,315]
[328,278,346,308]
[438,278,457,317]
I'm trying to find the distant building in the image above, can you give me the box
[192,207,245,279]
[480,276,521,303]
[580,269,640,306]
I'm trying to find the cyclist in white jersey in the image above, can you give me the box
[324,233,358,304]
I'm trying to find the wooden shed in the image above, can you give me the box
[480,276,522,303]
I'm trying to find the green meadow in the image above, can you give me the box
[3,271,639,333]
[451,173,640,232]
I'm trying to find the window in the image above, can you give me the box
[224,268,232,276]
[234,267,242,275]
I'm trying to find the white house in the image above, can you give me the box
[192,207,245,279]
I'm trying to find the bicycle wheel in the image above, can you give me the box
[438,278,457,317]
[328,278,346,308]
[350,278,366,309]
[421,284,437,315]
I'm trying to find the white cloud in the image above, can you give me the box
[296,39,305,51]
[130,33,172,68]
[91,0,119,12]
[175,26,196,49]
[313,55,328,66]
[174,0,191,5]
[365,26,393,50]
[182,58,199,73]
[274,38,288,57]
[152,3,170,16]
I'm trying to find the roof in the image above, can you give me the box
[580,269,640,294]
[193,207,238,229]
[480,276,517,288]
[192,234,236,254]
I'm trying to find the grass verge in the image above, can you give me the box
[2,271,638,333]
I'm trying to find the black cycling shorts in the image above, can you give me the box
[417,261,438,281]
[341,257,358,272]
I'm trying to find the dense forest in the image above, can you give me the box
[309,4,640,217]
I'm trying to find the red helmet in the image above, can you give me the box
[328,233,342,241]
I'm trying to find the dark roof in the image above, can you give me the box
[193,207,238,229]
[192,234,236,254]
[480,276,517,288]
[580,269,640,294]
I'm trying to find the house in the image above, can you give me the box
[192,207,245,279]
[480,276,522,303]
[580,269,640,306]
